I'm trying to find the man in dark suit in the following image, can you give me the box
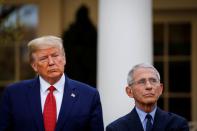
[0,35,104,131]
[106,63,189,131]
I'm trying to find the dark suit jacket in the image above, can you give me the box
[106,107,189,131]
[0,75,104,131]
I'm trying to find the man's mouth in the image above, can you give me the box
[144,93,154,97]
[48,69,57,72]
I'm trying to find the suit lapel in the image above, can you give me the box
[126,107,170,131]
[126,108,144,131]
[27,77,44,131]
[55,77,78,131]
[152,108,167,131]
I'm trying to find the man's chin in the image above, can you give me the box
[145,99,157,105]
[48,72,63,78]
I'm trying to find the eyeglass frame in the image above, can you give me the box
[129,77,160,87]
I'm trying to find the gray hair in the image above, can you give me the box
[27,35,65,62]
[127,63,160,85]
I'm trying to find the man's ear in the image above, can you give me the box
[125,86,133,98]
[31,62,38,72]
[63,55,66,66]
[159,83,164,96]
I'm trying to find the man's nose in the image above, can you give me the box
[48,56,54,65]
[145,80,152,89]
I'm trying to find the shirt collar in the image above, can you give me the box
[40,74,65,93]
[135,106,157,123]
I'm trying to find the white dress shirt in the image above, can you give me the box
[40,74,65,120]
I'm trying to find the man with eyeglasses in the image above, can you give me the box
[106,63,189,131]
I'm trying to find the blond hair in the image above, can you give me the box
[27,35,65,62]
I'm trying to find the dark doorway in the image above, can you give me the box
[62,5,97,87]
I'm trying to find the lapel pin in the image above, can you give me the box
[71,93,76,98]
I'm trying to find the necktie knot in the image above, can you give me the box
[48,86,56,92]
[146,113,152,120]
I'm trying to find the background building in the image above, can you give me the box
[0,0,197,130]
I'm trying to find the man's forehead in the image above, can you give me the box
[33,47,61,56]
[136,67,155,72]
[134,68,156,77]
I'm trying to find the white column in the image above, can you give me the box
[98,0,152,126]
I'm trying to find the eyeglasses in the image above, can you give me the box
[131,77,160,87]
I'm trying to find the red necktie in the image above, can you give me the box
[43,86,57,131]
